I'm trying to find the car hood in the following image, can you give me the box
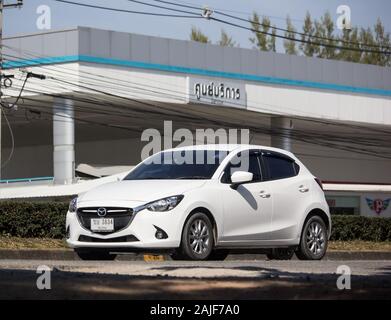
[78,179,207,203]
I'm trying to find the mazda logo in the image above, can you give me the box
[97,207,107,217]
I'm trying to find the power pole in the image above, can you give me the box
[0,0,3,181]
[0,0,23,180]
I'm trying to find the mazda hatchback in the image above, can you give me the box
[66,144,330,261]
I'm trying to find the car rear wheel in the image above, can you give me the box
[266,248,295,260]
[175,212,214,261]
[296,215,328,260]
[75,248,116,261]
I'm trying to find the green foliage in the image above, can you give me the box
[190,26,210,43]
[249,12,276,52]
[297,12,390,66]
[300,11,316,56]
[314,11,337,59]
[330,215,391,241]
[218,29,237,47]
[284,15,298,55]
[1,202,391,242]
[0,202,67,239]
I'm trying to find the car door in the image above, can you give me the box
[218,150,274,246]
[260,150,311,241]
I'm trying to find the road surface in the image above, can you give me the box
[0,259,390,299]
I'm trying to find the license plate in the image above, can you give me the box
[90,218,114,232]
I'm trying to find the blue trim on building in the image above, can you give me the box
[4,55,391,97]
[0,176,54,184]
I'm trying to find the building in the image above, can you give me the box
[1,27,391,217]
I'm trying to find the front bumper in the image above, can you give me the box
[66,201,183,249]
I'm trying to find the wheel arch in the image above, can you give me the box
[183,207,219,245]
[303,208,331,237]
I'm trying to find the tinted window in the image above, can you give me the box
[262,152,297,180]
[222,151,262,183]
[124,150,228,180]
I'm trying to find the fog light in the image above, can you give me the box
[156,231,164,239]
[154,225,168,239]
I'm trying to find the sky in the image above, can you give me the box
[3,0,391,52]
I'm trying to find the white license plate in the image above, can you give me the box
[90,218,114,232]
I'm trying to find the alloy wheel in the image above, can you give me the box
[306,221,326,255]
[189,219,210,255]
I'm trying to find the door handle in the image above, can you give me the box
[299,185,309,193]
[259,191,271,198]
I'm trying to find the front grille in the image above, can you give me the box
[77,207,134,234]
[78,235,139,243]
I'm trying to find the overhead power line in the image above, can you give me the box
[53,0,202,18]
[209,17,391,55]
[3,47,391,159]
[3,46,391,139]
[7,64,391,159]
[151,0,391,50]
[54,0,391,55]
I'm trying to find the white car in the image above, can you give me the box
[66,144,330,261]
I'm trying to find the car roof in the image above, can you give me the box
[163,144,296,158]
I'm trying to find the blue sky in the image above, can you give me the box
[3,0,391,51]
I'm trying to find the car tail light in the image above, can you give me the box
[314,177,323,190]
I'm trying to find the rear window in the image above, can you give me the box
[262,152,298,180]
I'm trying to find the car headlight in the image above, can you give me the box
[69,197,78,213]
[146,195,184,212]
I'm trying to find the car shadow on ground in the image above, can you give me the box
[0,264,390,299]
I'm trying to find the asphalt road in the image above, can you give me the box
[0,259,390,299]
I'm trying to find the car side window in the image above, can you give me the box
[262,151,298,181]
[222,151,263,184]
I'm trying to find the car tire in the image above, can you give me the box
[75,249,116,261]
[208,249,229,261]
[178,212,214,261]
[296,215,328,260]
[266,248,294,260]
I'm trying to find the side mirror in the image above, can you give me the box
[230,171,253,189]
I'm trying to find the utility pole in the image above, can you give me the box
[0,0,23,180]
[0,0,3,181]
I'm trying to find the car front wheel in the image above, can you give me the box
[296,215,328,260]
[175,212,214,260]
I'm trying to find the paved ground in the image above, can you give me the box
[0,259,390,299]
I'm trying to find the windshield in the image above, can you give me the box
[124,150,229,180]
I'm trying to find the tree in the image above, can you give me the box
[373,18,391,66]
[337,27,362,63]
[300,12,316,56]
[359,27,375,64]
[218,29,237,47]
[313,12,337,59]
[284,15,298,55]
[190,27,209,43]
[337,19,390,66]
[249,12,276,52]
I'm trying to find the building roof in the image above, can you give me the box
[4,27,391,96]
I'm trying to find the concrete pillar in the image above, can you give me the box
[53,98,75,184]
[270,117,293,151]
